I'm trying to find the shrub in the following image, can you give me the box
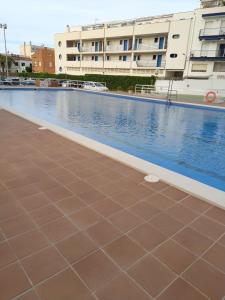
[18,72,156,91]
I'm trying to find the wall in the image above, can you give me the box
[166,18,193,70]
[32,48,55,74]
[156,77,225,95]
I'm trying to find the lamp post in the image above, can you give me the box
[0,23,9,77]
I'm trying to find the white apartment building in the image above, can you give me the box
[54,0,225,80]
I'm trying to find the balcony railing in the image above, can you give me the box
[81,47,103,52]
[136,60,166,68]
[105,45,132,52]
[134,44,164,51]
[199,27,225,39]
[190,50,225,60]
[201,0,224,8]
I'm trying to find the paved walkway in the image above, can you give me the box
[0,110,225,300]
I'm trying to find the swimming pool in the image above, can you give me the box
[0,89,225,193]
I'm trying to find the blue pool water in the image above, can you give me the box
[0,89,225,192]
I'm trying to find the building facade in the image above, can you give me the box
[0,54,32,73]
[54,0,225,79]
[32,47,55,74]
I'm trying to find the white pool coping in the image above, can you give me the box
[1,105,225,210]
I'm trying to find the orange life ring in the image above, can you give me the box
[205,91,217,104]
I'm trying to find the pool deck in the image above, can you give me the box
[0,110,225,300]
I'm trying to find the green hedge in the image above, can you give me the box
[18,72,156,91]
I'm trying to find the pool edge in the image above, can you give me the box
[1,87,225,112]
[1,105,225,210]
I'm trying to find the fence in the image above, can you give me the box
[0,77,106,88]
[135,84,178,101]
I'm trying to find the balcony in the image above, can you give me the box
[66,41,81,53]
[105,45,132,52]
[201,0,224,8]
[81,60,104,68]
[136,60,166,68]
[199,27,225,40]
[104,60,131,69]
[81,47,103,53]
[65,61,81,67]
[133,44,165,52]
[190,49,225,61]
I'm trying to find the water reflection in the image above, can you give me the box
[0,90,225,191]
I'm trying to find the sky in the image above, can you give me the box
[0,0,199,54]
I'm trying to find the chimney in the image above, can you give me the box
[66,25,70,32]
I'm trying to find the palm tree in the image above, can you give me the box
[0,54,15,75]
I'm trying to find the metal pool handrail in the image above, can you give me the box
[135,84,178,101]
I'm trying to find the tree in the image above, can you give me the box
[25,65,32,73]
[0,54,15,74]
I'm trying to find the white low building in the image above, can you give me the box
[54,0,225,81]
[0,54,32,73]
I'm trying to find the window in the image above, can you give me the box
[92,56,95,61]
[119,55,128,61]
[95,56,99,61]
[120,40,123,45]
[172,34,180,39]
[59,67,63,72]
[92,42,95,46]
[58,41,62,47]
[139,38,142,44]
[192,64,207,72]
[170,53,178,58]
[21,63,25,66]
[59,54,62,60]
[92,56,98,61]
[153,55,157,60]
[107,41,110,46]
[154,37,158,43]
[67,41,74,47]
[67,54,79,61]
[213,62,225,72]
[106,56,110,61]
[134,55,141,61]
[14,62,18,66]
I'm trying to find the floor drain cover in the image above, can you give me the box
[144,175,160,183]
[38,127,47,130]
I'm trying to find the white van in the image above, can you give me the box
[82,82,108,92]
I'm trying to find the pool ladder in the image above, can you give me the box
[166,79,178,104]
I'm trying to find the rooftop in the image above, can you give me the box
[0,110,225,300]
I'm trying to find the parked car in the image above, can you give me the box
[2,77,21,85]
[82,82,108,91]
[62,80,83,88]
[58,80,67,87]
[20,78,36,86]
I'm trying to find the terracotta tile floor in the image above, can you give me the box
[0,110,225,300]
